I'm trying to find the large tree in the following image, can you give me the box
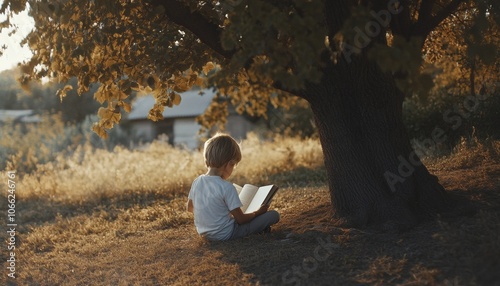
[1,0,498,229]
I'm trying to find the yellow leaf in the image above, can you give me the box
[122,102,131,113]
[118,90,128,100]
[147,105,164,121]
[171,92,181,106]
[173,77,190,92]
[102,120,114,129]
[195,76,205,87]
[94,86,107,104]
[110,112,121,124]
[92,123,108,139]
[51,60,59,71]
[97,107,108,118]
[56,85,73,102]
[202,61,215,75]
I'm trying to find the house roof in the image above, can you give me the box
[0,109,42,123]
[127,89,216,120]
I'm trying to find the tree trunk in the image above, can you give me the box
[302,58,452,230]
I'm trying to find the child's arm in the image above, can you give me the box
[230,204,269,224]
[186,199,194,213]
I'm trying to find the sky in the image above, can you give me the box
[0,8,34,72]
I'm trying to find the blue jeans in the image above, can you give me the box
[230,210,280,240]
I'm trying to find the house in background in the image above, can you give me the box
[127,89,256,149]
[0,109,42,125]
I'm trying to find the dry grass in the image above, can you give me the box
[1,136,499,285]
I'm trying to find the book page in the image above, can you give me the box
[245,185,275,214]
[233,183,243,195]
[238,184,259,213]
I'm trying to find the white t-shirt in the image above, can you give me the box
[188,175,242,241]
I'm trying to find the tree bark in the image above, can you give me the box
[301,57,451,230]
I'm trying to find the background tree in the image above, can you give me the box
[404,3,500,143]
[1,0,498,230]
[0,68,100,122]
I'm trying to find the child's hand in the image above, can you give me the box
[256,204,270,216]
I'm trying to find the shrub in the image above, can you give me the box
[403,90,500,152]
[0,113,130,174]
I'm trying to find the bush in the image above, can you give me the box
[0,113,130,174]
[403,90,500,152]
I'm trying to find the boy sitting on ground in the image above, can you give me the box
[186,133,280,241]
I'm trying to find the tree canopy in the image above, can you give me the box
[0,0,498,137]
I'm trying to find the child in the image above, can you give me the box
[187,133,280,241]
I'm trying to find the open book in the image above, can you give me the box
[234,184,279,214]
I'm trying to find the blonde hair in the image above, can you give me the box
[203,133,241,168]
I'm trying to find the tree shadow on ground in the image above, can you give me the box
[206,188,500,285]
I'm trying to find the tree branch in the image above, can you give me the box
[413,0,464,39]
[391,0,413,38]
[415,0,434,29]
[148,0,235,59]
[429,0,463,29]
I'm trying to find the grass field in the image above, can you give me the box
[1,136,499,285]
